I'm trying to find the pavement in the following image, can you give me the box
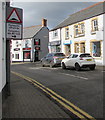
[2,71,70,119]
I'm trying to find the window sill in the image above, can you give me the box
[74,34,85,38]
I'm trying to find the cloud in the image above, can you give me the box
[12,2,96,29]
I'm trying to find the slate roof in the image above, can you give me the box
[23,25,42,39]
[51,1,105,31]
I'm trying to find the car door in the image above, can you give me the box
[65,54,78,67]
[65,54,73,67]
[42,55,48,65]
[71,54,78,66]
[46,53,53,65]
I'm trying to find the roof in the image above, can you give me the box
[51,1,105,31]
[23,25,42,39]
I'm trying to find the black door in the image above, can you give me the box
[35,51,39,61]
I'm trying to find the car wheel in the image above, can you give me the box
[89,65,95,70]
[62,62,66,69]
[42,64,44,67]
[75,63,81,71]
[49,61,54,68]
[50,63,54,68]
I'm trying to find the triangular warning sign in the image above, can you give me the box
[6,8,22,23]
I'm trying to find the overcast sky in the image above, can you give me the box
[11,2,99,30]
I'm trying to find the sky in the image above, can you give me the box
[11,1,103,30]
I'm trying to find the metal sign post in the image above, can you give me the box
[5,3,23,96]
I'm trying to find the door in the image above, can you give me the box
[35,51,39,61]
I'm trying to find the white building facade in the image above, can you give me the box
[49,29,61,53]
[49,2,105,66]
[61,14,104,65]
[11,19,49,62]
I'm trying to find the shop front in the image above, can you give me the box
[49,41,61,53]
[63,40,72,56]
[23,48,31,62]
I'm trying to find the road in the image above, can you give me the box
[11,62,103,119]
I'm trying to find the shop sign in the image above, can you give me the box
[35,46,40,51]
[14,48,20,51]
[34,39,40,45]
[23,48,31,50]
[49,41,61,46]
[63,40,72,45]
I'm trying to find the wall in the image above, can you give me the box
[49,29,61,42]
[103,13,105,66]
[0,2,6,92]
[11,40,23,61]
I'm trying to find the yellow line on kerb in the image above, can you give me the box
[11,71,96,120]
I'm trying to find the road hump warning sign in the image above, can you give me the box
[6,8,22,23]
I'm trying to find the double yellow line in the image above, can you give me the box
[11,71,96,120]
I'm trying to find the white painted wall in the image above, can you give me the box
[103,13,105,66]
[0,2,6,92]
[11,40,23,61]
[49,29,61,42]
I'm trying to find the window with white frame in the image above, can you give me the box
[65,27,69,39]
[15,54,19,59]
[80,23,85,34]
[53,30,58,38]
[91,19,98,32]
[91,41,101,57]
[75,25,79,36]
[74,23,85,37]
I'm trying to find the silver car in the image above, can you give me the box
[41,52,66,67]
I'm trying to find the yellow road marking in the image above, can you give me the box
[11,71,96,120]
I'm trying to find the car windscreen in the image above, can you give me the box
[54,53,65,56]
[80,54,92,57]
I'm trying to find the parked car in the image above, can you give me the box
[61,53,96,71]
[41,52,66,67]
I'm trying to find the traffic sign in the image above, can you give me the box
[6,8,22,23]
[6,6,23,40]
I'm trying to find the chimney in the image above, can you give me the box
[42,18,47,27]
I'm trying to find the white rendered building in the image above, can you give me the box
[11,19,49,62]
[49,2,105,66]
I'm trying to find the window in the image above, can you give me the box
[75,25,79,36]
[47,53,53,57]
[80,42,85,53]
[53,30,58,38]
[15,54,19,59]
[80,24,85,34]
[91,41,101,57]
[80,54,91,57]
[23,51,31,59]
[74,23,85,37]
[74,43,79,53]
[12,54,14,58]
[54,53,65,57]
[65,27,69,39]
[72,54,78,58]
[91,19,98,32]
